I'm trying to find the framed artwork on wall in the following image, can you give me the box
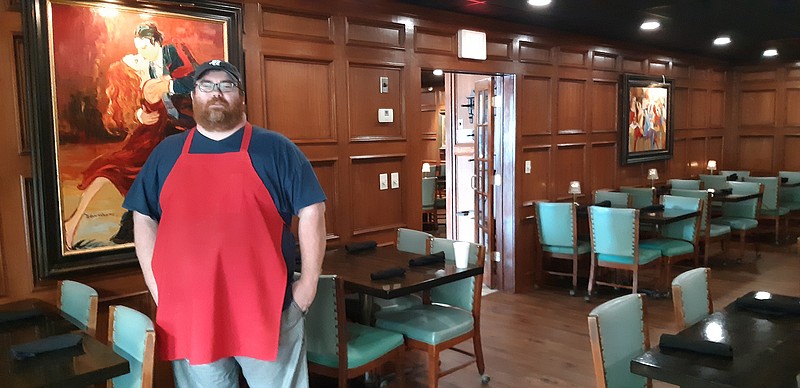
[619,74,674,165]
[22,0,242,279]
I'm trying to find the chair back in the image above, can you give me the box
[778,171,800,204]
[744,176,779,210]
[619,187,656,208]
[671,267,713,329]
[58,280,98,335]
[429,237,484,312]
[396,228,431,255]
[587,293,650,388]
[660,195,702,244]
[670,189,712,240]
[422,177,436,208]
[588,207,638,259]
[107,306,155,388]
[720,170,750,181]
[668,179,702,190]
[305,275,344,368]
[722,181,763,219]
[593,190,632,208]
[699,174,729,190]
[534,202,576,248]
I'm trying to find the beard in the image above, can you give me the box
[193,95,246,131]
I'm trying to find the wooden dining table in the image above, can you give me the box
[0,299,129,387]
[630,292,800,388]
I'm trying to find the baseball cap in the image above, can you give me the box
[194,59,242,84]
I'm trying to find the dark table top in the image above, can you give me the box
[0,299,129,388]
[630,293,800,388]
[322,245,484,299]
[709,191,762,202]
[577,206,700,226]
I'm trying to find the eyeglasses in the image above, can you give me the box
[195,80,240,93]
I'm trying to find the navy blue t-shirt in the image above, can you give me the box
[123,125,326,308]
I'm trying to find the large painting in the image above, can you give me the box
[619,74,674,165]
[22,0,242,279]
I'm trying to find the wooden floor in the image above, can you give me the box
[312,237,800,387]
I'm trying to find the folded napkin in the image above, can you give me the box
[408,251,446,267]
[726,173,738,181]
[734,292,800,316]
[640,204,665,212]
[594,200,612,207]
[0,308,44,324]
[716,188,733,195]
[345,240,377,253]
[10,333,83,360]
[370,267,406,280]
[781,177,789,183]
[659,333,733,358]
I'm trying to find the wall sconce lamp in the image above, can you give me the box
[568,181,582,205]
[461,90,475,124]
[707,160,717,175]
[647,168,659,189]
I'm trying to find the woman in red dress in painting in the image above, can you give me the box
[63,55,184,249]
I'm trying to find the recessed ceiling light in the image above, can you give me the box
[640,20,660,30]
[527,0,552,6]
[427,86,434,91]
[713,36,731,46]
[432,69,443,76]
[763,48,778,57]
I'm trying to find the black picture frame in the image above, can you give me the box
[619,74,674,165]
[22,0,242,280]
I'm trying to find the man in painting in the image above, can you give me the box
[63,23,196,249]
[124,60,326,388]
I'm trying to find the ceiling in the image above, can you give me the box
[400,0,800,66]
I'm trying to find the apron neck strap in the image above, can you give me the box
[181,123,253,155]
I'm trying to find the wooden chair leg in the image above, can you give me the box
[571,256,578,296]
[586,255,597,301]
[473,331,486,374]
[427,347,439,388]
[632,267,639,294]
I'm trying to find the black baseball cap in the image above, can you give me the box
[194,59,242,84]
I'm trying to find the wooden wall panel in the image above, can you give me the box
[519,42,552,64]
[674,87,689,129]
[413,27,454,55]
[622,58,644,73]
[709,90,725,128]
[784,136,800,170]
[738,136,774,172]
[263,58,335,142]
[590,80,616,133]
[786,88,800,127]
[740,70,776,82]
[592,51,617,70]
[350,156,404,235]
[707,137,724,169]
[590,143,616,190]
[556,79,586,133]
[738,90,776,127]
[348,64,404,140]
[669,138,687,178]
[673,64,690,78]
[310,159,338,239]
[345,18,405,49]
[648,60,667,75]
[558,48,587,68]
[553,144,585,200]
[788,68,800,80]
[520,146,551,201]
[486,39,512,61]
[690,89,709,128]
[520,76,551,135]
[687,138,706,177]
[259,6,333,42]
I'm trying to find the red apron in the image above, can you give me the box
[152,123,287,364]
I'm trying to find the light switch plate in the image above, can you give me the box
[379,76,389,93]
[390,172,399,189]
[379,173,388,190]
[378,108,394,123]
[525,160,532,174]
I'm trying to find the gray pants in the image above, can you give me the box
[172,301,308,388]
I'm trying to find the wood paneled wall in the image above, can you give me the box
[727,65,800,173]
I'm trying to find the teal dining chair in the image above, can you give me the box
[668,179,702,190]
[57,280,98,336]
[306,275,405,388]
[375,238,489,387]
[586,207,663,300]
[619,187,656,209]
[699,174,729,190]
[778,171,800,212]
[587,293,651,388]
[369,228,431,314]
[640,195,703,291]
[744,176,789,244]
[720,170,750,181]
[593,190,632,208]
[670,188,731,266]
[107,305,156,388]
[422,176,437,230]
[671,267,713,330]
[534,201,590,295]
[711,181,763,262]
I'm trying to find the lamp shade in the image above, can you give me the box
[568,181,582,195]
[707,160,717,170]
[647,168,659,180]
[422,162,431,173]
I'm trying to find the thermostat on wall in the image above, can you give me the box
[378,108,394,123]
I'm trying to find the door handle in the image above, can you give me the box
[471,176,477,190]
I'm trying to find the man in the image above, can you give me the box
[123,60,326,388]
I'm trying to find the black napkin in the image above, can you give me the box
[370,267,406,280]
[0,308,44,324]
[716,188,733,195]
[593,200,612,207]
[781,177,789,183]
[726,173,738,181]
[345,240,377,253]
[734,292,800,316]
[408,251,446,267]
[10,333,83,360]
[659,333,733,358]
[640,204,665,212]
